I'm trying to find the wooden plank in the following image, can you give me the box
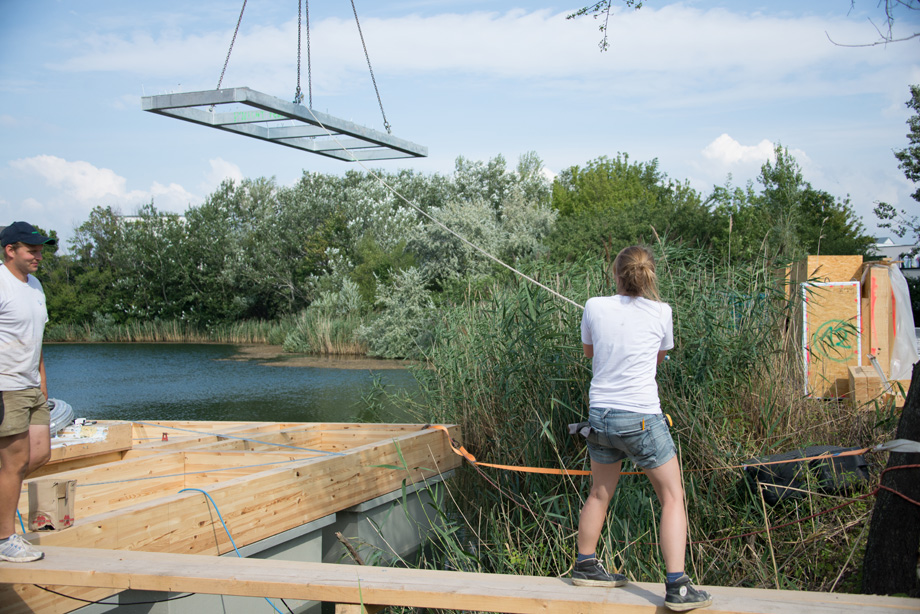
[19,453,187,518]
[27,451,127,479]
[803,282,861,398]
[47,421,132,463]
[1,546,918,614]
[863,265,893,377]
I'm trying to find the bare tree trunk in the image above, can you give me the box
[862,362,920,597]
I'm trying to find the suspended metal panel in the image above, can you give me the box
[141,87,427,161]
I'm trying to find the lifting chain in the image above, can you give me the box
[350,0,391,133]
[216,0,249,91]
[294,0,312,106]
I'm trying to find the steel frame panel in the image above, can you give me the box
[141,87,427,161]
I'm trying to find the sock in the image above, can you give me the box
[576,552,595,563]
[666,571,684,583]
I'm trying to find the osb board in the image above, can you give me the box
[1,423,463,614]
[792,255,863,284]
[803,282,861,398]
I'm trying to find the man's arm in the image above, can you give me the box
[38,351,47,399]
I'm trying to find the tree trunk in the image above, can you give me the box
[862,362,920,596]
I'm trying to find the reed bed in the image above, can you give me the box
[45,316,293,345]
[398,242,894,595]
[44,310,370,354]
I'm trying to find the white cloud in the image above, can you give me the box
[10,155,144,202]
[203,157,244,190]
[49,6,915,107]
[702,134,776,166]
[6,156,199,247]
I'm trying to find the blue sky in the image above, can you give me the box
[1,1,918,249]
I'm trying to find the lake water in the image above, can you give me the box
[42,344,419,424]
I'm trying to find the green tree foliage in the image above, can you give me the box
[357,267,435,359]
[709,146,875,262]
[547,154,713,260]
[875,84,920,254]
[409,153,555,288]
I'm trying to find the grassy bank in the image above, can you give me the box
[398,243,895,593]
[44,311,368,355]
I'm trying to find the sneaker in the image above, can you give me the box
[571,557,628,587]
[665,574,712,611]
[0,533,44,562]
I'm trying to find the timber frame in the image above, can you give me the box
[2,420,461,614]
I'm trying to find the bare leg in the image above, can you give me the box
[577,459,622,555]
[27,424,50,475]
[0,432,31,539]
[644,455,687,573]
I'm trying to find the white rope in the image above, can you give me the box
[301,109,584,311]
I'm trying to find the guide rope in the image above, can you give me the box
[295,103,583,309]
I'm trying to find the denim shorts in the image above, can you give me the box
[585,407,676,469]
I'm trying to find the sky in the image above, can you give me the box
[1,0,918,250]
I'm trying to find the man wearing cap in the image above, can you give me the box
[0,221,56,562]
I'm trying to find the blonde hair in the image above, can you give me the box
[612,245,660,301]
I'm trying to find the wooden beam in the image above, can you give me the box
[1,546,917,614]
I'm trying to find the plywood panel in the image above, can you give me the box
[803,282,861,398]
[862,265,893,376]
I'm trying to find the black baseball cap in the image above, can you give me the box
[0,221,57,247]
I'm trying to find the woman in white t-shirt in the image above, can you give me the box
[570,245,712,612]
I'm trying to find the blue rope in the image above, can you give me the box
[134,421,344,456]
[16,510,26,534]
[179,488,285,614]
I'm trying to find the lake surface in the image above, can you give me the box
[43,344,419,424]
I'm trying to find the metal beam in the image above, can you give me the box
[141,87,427,161]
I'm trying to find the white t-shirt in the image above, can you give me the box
[581,295,673,414]
[0,264,48,390]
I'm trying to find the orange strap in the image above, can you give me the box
[429,425,872,477]
[429,425,638,476]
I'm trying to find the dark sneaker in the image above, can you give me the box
[665,574,712,611]
[571,557,628,587]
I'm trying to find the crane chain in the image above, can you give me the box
[216,0,249,91]
[350,0,391,133]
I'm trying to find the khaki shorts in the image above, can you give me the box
[0,388,50,438]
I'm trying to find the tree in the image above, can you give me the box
[875,84,920,256]
[862,363,920,597]
[569,2,919,51]
[547,154,712,261]
[709,145,874,263]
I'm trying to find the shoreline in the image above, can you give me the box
[224,344,414,370]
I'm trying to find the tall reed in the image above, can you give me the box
[44,316,295,345]
[403,242,889,593]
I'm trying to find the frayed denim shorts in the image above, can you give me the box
[585,407,676,469]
